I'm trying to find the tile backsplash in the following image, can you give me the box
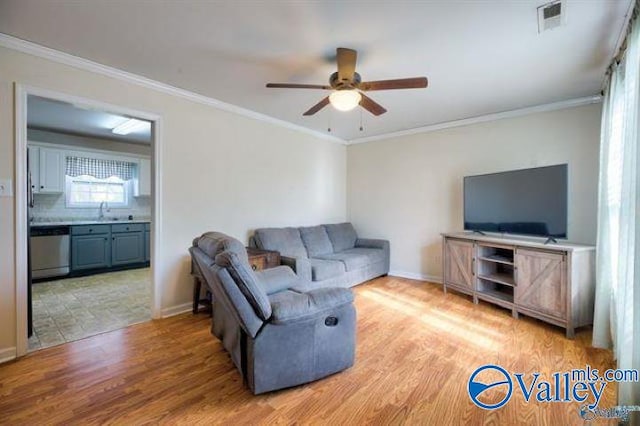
[31,193,151,223]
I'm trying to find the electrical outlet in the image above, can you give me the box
[0,179,12,197]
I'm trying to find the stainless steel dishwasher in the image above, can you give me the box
[30,226,71,279]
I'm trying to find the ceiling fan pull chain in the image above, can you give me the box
[359,108,364,131]
[327,109,332,133]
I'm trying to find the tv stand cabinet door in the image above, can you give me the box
[515,249,566,320]
[444,239,475,291]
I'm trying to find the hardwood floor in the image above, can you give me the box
[0,276,616,425]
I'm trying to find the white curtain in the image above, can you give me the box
[592,8,640,412]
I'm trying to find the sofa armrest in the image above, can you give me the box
[355,238,389,251]
[280,256,312,282]
[356,238,390,274]
[254,266,299,295]
[270,287,354,324]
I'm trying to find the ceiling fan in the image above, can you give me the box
[266,47,428,116]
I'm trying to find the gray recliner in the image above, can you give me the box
[190,232,356,394]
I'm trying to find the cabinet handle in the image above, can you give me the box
[251,264,257,271]
[89,229,93,233]
[112,237,115,240]
[126,227,129,231]
[40,185,44,189]
[104,237,107,241]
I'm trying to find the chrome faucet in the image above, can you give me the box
[99,201,109,221]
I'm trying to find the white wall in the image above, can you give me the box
[347,104,602,281]
[0,46,347,356]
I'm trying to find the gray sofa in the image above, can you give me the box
[251,223,389,288]
[190,232,356,394]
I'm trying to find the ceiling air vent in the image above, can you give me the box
[537,0,566,33]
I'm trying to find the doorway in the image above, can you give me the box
[15,85,162,356]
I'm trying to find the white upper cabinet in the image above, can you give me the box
[134,158,151,197]
[28,146,41,194]
[29,142,149,197]
[38,147,65,193]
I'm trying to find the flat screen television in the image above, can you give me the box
[463,164,568,239]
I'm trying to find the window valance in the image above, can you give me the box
[66,156,135,181]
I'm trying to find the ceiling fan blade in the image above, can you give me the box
[266,83,331,90]
[359,77,428,91]
[336,47,357,82]
[303,96,330,116]
[359,93,387,116]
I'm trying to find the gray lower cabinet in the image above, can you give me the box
[111,224,145,266]
[71,233,111,270]
[144,229,151,262]
[70,222,149,272]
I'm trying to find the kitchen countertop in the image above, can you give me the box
[31,219,151,227]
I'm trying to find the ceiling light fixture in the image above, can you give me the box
[329,90,362,112]
[112,118,149,135]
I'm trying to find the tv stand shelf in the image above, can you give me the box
[478,255,514,265]
[477,288,513,304]
[442,232,596,338]
[478,272,515,287]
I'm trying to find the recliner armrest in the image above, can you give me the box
[255,266,300,295]
[270,287,354,324]
[355,238,390,251]
[280,256,312,282]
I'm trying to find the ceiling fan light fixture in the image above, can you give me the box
[329,90,362,112]
[265,47,427,117]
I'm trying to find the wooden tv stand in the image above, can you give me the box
[441,232,595,338]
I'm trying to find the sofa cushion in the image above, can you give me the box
[309,259,345,281]
[300,225,334,257]
[324,223,358,252]
[215,249,272,321]
[254,228,307,259]
[315,248,385,271]
[342,247,386,265]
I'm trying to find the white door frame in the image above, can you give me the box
[14,84,163,356]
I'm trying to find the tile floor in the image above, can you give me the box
[29,268,151,351]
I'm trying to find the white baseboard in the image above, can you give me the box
[161,302,193,318]
[0,347,17,364]
[389,270,443,284]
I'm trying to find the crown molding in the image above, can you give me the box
[347,95,603,145]
[0,33,603,147]
[0,33,346,145]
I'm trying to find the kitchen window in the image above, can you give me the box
[64,155,136,208]
[66,175,131,208]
